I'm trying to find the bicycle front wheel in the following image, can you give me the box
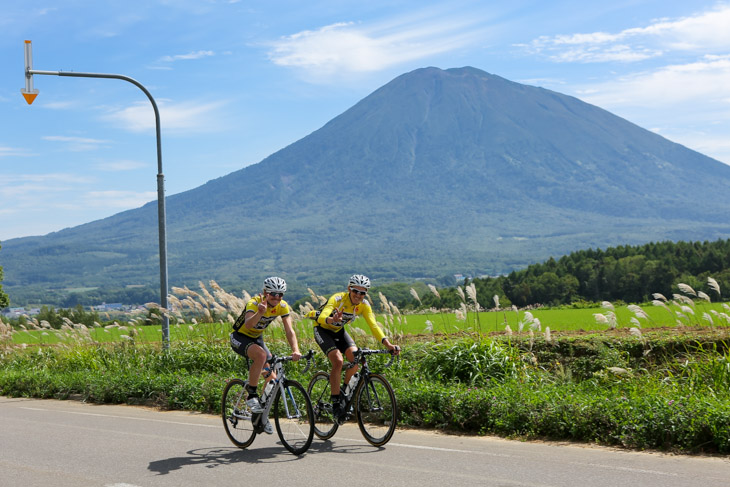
[307,371,338,440]
[221,378,257,449]
[355,374,397,447]
[273,380,314,455]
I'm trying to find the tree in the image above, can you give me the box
[0,242,9,308]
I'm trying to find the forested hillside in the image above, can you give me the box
[376,239,730,310]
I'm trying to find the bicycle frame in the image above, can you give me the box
[222,350,315,454]
[340,348,394,414]
[308,347,398,446]
[250,351,313,430]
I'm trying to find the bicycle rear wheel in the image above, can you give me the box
[307,371,338,440]
[273,380,314,455]
[221,378,257,448]
[355,374,397,447]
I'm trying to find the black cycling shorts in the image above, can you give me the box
[230,331,272,360]
[313,326,356,357]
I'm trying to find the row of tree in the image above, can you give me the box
[375,239,730,310]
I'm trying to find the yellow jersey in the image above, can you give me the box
[313,291,386,343]
[233,295,290,338]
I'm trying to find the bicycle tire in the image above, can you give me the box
[273,379,315,455]
[221,378,257,449]
[355,373,397,447]
[307,371,338,440]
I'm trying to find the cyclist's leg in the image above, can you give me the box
[314,326,343,395]
[340,331,358,391]
[326,348,344,395]
[245,338,271,389]
[238,336,270,415]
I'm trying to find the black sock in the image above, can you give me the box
[247,385,258,397]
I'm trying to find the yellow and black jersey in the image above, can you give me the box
[233,295,290,338]
[312,291,386,343]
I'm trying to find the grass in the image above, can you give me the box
[2,280,730,454]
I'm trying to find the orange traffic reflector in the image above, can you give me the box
[22,92,38,104]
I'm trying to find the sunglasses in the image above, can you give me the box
[267,292,284,298]
[350,288,368,296]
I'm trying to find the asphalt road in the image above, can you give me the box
[1,396,728,487]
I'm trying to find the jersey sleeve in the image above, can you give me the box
[316,294,340,326]
[360,301,386,343]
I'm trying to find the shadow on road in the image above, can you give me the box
[148,439,385,474]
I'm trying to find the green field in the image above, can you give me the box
[378,302,728,336]
[6,299,728,346]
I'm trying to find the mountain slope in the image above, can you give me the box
[3,67,730,302]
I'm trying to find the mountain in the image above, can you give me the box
[4,66,730,304]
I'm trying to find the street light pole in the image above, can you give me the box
[23,43,170,348]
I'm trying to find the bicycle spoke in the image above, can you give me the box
[273,380,314,455]
[221,378,257,448]
[356,374,397,447]
[307,371,338,440]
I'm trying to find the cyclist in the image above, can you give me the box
[231,276,302,434]
[310,274,400,419]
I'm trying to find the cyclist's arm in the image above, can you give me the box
[361,304,387,343]
[242,297,266,330]
[281,314,301,359]
[317,294,341,326]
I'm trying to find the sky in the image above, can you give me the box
[1,1,730,242]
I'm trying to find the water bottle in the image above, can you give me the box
[347,373,359,393]
[262,381,274,402]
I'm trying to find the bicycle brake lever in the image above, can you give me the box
[296,349,313,374]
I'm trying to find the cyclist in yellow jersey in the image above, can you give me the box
[230,277,301,434]
[311,274,400,418]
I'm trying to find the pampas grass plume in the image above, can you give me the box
[707,277,721,296]
[678,283,696,296]
[428,284,440,299]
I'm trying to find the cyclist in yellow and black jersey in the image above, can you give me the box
[309,274,400,418]
[230,277,301,434]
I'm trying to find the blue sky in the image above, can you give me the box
[1,1,729,241]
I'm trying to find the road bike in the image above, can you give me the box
[222,350,315,455]
[307,348,398,447]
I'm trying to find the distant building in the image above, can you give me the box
[1,307,40,318]
[91,303,123,312]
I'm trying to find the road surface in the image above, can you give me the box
[1,396,727,486]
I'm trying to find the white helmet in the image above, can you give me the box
[348,274,371,289]
[263,276,287,294]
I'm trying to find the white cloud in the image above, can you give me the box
[41,100,77,110]
[0,175,154,240]
[0,146,33,158]
[0,173,95,204]
[525,4,730,63]
[577,55,730,107]
[83,190,156,208]
[267,11,489,79]
[102,100,227,133]
[159,50,215,62]
[94,160,148,171]
[568,54,730,165]
[0,173,93,185]
[42,135,111,151]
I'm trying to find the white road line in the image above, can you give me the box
[19,406,218,428]
[341,436,680,477]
